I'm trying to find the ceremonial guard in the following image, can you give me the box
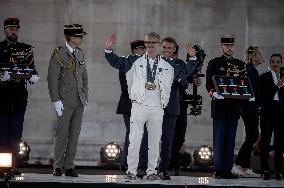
[206,34,246,179]
[0,17,40,171]
[47,24,88,177]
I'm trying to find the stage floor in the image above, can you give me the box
[1,172,284,188]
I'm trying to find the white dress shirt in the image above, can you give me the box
[271,70,280,101]
[66,42,75,54]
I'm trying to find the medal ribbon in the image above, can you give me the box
[146,55,159,83]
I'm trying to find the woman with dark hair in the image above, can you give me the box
[259,53,284,180]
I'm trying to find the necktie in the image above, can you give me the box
[276,73,280,80]
[72,50,76,58]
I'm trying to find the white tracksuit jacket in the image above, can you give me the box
[105,50,197,108]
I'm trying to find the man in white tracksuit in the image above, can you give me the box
[105,32,197,180]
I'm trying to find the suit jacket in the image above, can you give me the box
[47,45,88,108]
[165,59,196,116]
[116,71,132,114]
[259,71,284,115]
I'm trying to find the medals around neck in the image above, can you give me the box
[145,55,159,90]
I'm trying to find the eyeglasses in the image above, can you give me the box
[144,41,160,45]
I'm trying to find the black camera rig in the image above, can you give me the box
[183,45,206,116]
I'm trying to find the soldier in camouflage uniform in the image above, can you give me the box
[47,24,88,177]
[0,18,39,171]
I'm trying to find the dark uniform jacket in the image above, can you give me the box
[206,55,246,120]
[0,39,37,112]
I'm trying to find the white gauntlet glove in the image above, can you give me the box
[29,74,40,84]
[212,92,224,100]
[83,101,88,112]
[54,101,64,116]
[0,71,10,81]
[249,97,255,102]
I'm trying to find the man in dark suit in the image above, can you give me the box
[206,34,246,179]
[169,45,203,176]
[158,37,198,180]
[259,54,284,180]
[47,24,88,177]
[118,40,148,176]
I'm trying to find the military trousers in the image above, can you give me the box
[213,118,238,172]
[126,103,164,176]
[53,103,84,170]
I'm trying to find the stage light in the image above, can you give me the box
[100,142,122,164]
[198,177,209,184]
[0,152,13,181]
[193,145,213,166]
[0,153,12,168]
[18,140,30,162]
[105,175,117,182]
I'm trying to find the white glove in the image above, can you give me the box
[0,71,10,81]
[29,75,40,84]
[54,101,64,116]
[84,101,88,112]
[249,97,255,102]
[212,92,224,100]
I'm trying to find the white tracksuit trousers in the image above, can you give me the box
[126,103,164,175]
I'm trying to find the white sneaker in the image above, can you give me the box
[243,169,260,177]
[124,172,137,181]
[146,173,161,181]
[231,164,245,177]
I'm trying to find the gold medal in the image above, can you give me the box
[145,82,157,90]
